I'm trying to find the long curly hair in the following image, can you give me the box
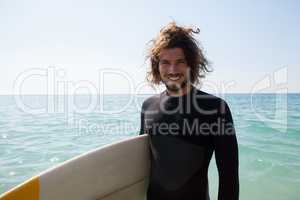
[146,21,211,85]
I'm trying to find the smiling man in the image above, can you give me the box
[139,22,239,200]
[158,47,190,96]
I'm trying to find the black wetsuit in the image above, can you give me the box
[139,86,239,200]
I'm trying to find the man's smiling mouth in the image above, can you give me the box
[167,74,182,81]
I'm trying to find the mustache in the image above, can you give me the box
[165,73,183,78]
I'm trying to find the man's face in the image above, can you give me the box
[158,47,189,92]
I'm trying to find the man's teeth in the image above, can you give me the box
[168,76,180,81]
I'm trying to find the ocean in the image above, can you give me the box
[0,94,299,199]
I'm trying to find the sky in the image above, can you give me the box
[0,0,299,94]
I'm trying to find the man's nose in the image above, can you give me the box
[169,63,178,73]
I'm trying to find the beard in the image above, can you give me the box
[163,78,188,92]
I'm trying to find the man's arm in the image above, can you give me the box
[214,100,239,200]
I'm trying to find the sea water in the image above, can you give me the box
[0,94,299,199]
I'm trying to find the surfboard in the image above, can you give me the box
[0,135,150,200]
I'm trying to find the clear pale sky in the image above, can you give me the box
[0,0,299,94]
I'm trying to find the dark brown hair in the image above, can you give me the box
[146,21,211,85]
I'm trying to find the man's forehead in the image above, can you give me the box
[159,48,186,60]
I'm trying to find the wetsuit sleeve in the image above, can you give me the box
[139,102,145,135]
[214,101,239,200]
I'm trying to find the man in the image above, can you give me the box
[139,22,239,200]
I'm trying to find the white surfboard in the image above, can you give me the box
[0,135,150,200]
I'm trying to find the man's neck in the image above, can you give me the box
[166,84,193,97]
